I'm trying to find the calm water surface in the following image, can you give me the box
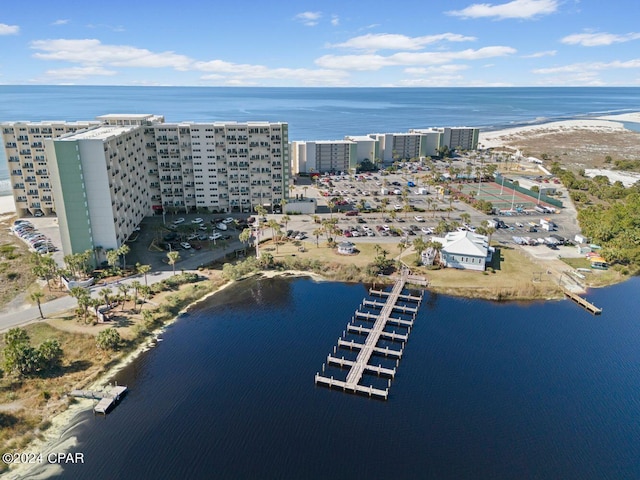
[44,276,640,480]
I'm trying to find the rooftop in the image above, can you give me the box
[58,125,138,141]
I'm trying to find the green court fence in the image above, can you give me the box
[494,174,563,208]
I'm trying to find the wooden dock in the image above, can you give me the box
[315,268,426,400]
[70,385,128,414]
[563,289,602,315]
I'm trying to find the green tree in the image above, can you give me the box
[167,251,180,276]
[105,249,120,275]
[117,244,130,271]
[38,339,63,369]
[30,291,45,319]
[118,283,130,311]
[130,280,142,313]
[70,286,91,323]
[136,263,152,286]
[96,328,121,351]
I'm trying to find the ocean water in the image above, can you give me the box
[36,275,640,480]
[2,85,640,195]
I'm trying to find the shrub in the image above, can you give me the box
[96,328,121,351]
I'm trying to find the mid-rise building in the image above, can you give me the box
[291,139,357,174]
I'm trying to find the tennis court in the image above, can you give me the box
[455,181,551,211]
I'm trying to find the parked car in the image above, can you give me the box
[216,222,228,231]
[414,215,425,222]
[173,218,185,224]
[222,217,235,224]
[191,217,204,224]
[180,242,192,249]
[209,233,222,241]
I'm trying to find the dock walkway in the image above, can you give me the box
[563,289,602,315]
[70,385,128,414]
[314,268,426,400]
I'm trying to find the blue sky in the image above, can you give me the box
[1,0,639,87]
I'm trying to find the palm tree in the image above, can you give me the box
[117,244,130,271]
[327,200,335,220]
[167,251,180,276]
[118,283,130,311]
[30,291,45,319]
[136,263,152,286]
[100,287,113,309]
[139,285,151,304]
[266,219,282,253]
[281,215,291,231]
[312,227,323,247]
[70,286,90,323]
[460,212,471,226]
[130,280,142,313]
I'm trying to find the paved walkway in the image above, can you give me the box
[0,242,243,333]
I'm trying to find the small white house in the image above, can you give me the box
[431,231,494,271]
[337,241,356,255]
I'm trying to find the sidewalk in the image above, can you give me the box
[0,242,240,333]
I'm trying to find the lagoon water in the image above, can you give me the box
[41,275,640,480]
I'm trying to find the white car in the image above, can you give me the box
[421,227,433,234]
[209,233,222,241]
[222,217,235,224]
[394,204,402,210]
[414,215,425,222]
[180,242,192,249]
[172,218,185,224]
[216,222,228,231]
[382,225,390,231]
[191,217,204,224]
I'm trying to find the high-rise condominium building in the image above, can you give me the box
[2,114,290,259]
[2,119,101,217]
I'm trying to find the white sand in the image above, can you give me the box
[597,112,640,123]
[584,168,640,187]
[478,118,630,150]
[0,195,16,214]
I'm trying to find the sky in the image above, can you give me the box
[1,0,639,87]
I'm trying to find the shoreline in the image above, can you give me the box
[2,269,323,479]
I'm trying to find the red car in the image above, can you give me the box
[345,211,359,216]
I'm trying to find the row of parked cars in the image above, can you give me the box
[11,219,57,254]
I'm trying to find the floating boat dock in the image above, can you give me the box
[314,268,426,400]
[70,385,128,414]
[563,289,602,315]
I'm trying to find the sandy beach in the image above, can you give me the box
[478,117,630,150]
[0,195,16,215]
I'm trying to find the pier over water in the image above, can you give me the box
[314,268,427,400]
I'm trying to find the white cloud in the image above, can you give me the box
[446,0,559,20]
[316,46,516,70]
[404,65,470,75]
[331,15,340,26]
[329,33,476,52]
[294,11,322,26]
[522,50,556,58]
[196,59,348,86]
[533,59,640,74]
[43,66,117,80]
[0,23,20,35]
[561,32,640,47]
[30,39,193,70]
[51,19,70,26]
